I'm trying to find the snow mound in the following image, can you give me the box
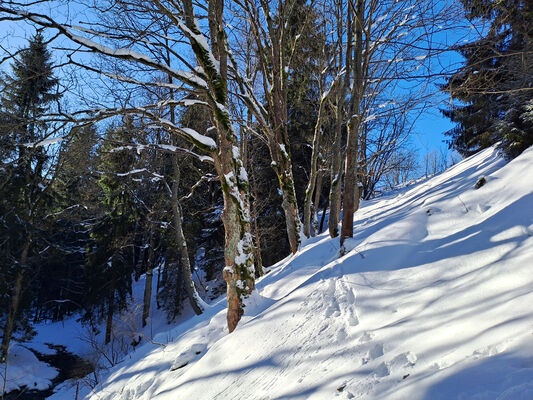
[55,145,533,399]
[1,345,58,393]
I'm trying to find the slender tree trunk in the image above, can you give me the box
[0,236,31,363]
[340,0,364,250]
[105,285,114,345]
[328,118,344,238]
[142,227,156,327]
[171,161,204,316]
[156,262,162,309]
[329,0,349,238]
[269,137,301,254]
[250,173,264,277]
[319,196,328,233]
[312,171,324,235]
[303,96,328,238]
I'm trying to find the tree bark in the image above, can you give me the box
[0,236,31,363]
[171,161,204,316]
[142,227,156,327]
[312,170,324,235]
[105,284,114,345]
[340,0,364,250]
[303,95,328,238]
[328,0,350,238]
[182,0,255,331]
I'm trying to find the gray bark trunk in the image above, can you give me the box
[303,96,327,238]
[312,171,324,235]
[142,228,156,327]
[0,236,31,363]
[171,162,204,316]
[340,0,364,250]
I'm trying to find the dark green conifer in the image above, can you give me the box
[442,0,532,158]
[0,32,61,362]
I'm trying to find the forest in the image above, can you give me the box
[0,0,531,397]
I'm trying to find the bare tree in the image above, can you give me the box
[0,0,255,332]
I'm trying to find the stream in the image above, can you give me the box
[4,344,93,400]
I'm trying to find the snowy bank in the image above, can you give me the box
[52,145,533,399]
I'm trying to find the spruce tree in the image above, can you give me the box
[0,32,60,362]
[442,0,532,158]
[84,121,138,344]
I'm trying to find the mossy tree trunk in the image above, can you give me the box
[181,0,255,332]
[312,170,324,235]
[269,136,302,254]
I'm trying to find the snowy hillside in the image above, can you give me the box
[54,145,533,400]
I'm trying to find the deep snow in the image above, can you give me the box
[10,144,533,399]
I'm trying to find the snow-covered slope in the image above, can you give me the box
[58,145,533,400]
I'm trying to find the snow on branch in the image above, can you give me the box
[22,136,64,148]
[110,143,214,164]
[0,7,209,90]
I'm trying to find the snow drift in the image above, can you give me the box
[53,145,533,399]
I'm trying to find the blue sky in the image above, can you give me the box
[0,2,470,165]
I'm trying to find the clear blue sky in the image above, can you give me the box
[0,4,469,164]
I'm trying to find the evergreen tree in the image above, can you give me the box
[0,32,61,362]
[442,0,532,158]
[84,121,139,344]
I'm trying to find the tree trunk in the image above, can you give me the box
[105,287,114,345]
[270,137,301,254]
[328,121,343,238]
[312,171,324,235]
[182,0,255,332]
[171,161,204,316]
[303,96,327,238]
[340,0,364,251]
[340,122,360,249]
[250,175,264,277]
[319,196,328,233]
[329,0,349,238]
[0,236,31,363]
[142,227,156,327]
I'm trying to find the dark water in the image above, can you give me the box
[4,344,93,400]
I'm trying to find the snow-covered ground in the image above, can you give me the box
[0,345,58,394]
[21,144,533,399]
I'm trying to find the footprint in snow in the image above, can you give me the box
[358,331,374,343]
[388,351,417,373]
[323,279,359,328]
[170,343,207,371]
[369,351,417,379]
[362,343,384,365]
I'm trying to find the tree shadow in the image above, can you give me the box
[421,352,533,400]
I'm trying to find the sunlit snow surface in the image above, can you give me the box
[54,145,533,399]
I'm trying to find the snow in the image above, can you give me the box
[65,31,209,89]
[0,345,58,393]
[37,145,533,398]
[23,136,64,148]
[157,119,217,150]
